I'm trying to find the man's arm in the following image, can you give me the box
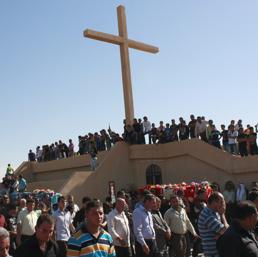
[16,223,22,247]
[69,213,76,234]
[107,213,122,243]
[16,211,23,247]
[132,209,145,246]
[185,211,197,237]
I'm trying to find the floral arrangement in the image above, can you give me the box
[139,181,213,201]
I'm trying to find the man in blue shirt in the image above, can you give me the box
[133,194,158,257]
[198,192,228,257]
[18,175,27,193]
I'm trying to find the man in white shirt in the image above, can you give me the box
[65,195,79,221]
[195,116,208,142]
[143,116,152,144]
[16,199,38,246]
[228,125,238,154]
[107,198,131,257]
[53,196,75,257]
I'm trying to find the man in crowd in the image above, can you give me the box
[164,194,198,257]
[189,189,207,257]
[16,199,38,246]
[5,165,14,177]
[28,150,36,162]
[65,195,79,220]
[188,114,197,139]
[5,204,18,255]
[198,192,229,257]
[67,200,115,257]
[248,126,258,155]
[237,128,248,157]
[152,197,171,257]
[132,193,158,257]
[0,227,10,257]
[143,116,152,144]
[248,190,258,238]
[17,175,27,193]
[107,198,131,257]
[14,214,60,257]
[53,196,75,257]
[217,201,258,257]
[18,199,26,212]
[221,124,229,152]
[73,196,91,229]
[228,124,238,154]
[195,116,208,142]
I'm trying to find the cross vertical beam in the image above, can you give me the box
[117,5,134,125]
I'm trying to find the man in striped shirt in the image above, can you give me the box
[198,192,229,257]
[67,200,116,257]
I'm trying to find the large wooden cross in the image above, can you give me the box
[84,5,159,125]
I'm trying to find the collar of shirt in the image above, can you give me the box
[139,204,149,214]
[81,223,104,240]
[114,208,124,216]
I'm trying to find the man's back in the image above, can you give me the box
[217,220,258,257]
[198,207,224,256]
[14,234,60,257]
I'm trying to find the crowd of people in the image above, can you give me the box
[0,179,257,257]
[123,115,258,157]
[0,164,27,198]
[28,129,123,163]
[27,116,258,165]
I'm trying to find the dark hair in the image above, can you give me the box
[143,194,155,203]
[85,200,103,213]
[170,194,178,200]
[117,190,125,198]
[248,191,258,202]
[105,196,112,202]
[235,201,257,220]
[197,188,206,196]
[82,196,91,204]
[57,196,65,203]
[27,199,35,204]
[36,214,54,227]
[8,203,17,211]
[208,192,222,205]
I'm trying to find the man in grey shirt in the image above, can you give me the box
[152,197,171,257]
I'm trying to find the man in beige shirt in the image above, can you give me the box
[164,195,198,257]
[16,199,38,246]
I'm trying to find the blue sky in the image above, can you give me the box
[1,0,258,176]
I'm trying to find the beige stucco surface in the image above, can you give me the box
[15,139,258,203]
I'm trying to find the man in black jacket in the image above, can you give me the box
[73,196,91,229]
[217,201,258,257]
[14,214,60,257]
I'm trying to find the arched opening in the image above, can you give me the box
[146,164,162,185]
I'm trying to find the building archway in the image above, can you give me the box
[146,164,162,185]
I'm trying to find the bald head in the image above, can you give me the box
[115,198,126,213]
[20,198,26,209]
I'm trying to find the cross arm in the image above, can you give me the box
[128,39,159,54]
[84,29,124,45]
[84,29,159,54]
